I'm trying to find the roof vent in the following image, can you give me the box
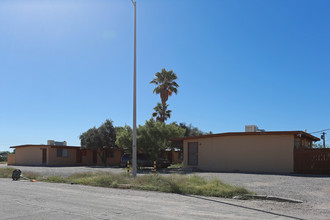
[47,140,67,146]
[245,125,266,132]
[47,140,55,145]
[245,125,258,132]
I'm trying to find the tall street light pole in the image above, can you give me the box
[131,0,137,178]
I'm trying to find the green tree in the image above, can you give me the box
[150,68,179,122]
[0,151,10,162]
[176,122,212,137]
[115,125,133,152]
[152,102,172,122]
[80,127,101,149]
[138,119,185,160]
[115,119,185,160]
[99,120,116,148]
[80,119,117,166]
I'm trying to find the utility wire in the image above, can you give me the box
[310,128,330,134]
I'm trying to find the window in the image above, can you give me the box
[62,149,68,157]
[57,148,68,157]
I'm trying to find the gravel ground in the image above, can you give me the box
[2,164,330,219]
[197,172,330,219]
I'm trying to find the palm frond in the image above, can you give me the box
[151,68,179,109]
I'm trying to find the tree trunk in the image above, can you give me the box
[161,103,165,122]
[160,86,168,107]
[97,151,107,167]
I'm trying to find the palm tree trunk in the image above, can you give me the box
[160,85,169,107]
[161,102,166,122]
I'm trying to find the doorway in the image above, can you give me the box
[76,150,82,163]
[188,142,198,166]
[93,150,97,164]
[42,148,47,164]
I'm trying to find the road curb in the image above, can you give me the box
[233,194,303,203]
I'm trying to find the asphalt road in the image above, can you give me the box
[0,179,305,220]
[2,165,330,219]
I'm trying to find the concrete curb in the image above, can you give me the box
[233,194,303,203]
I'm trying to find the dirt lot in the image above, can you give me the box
[197,172,330,219]
[2,164,330,219]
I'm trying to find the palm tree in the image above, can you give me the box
[150,68,179,107]
[152,103,172,122]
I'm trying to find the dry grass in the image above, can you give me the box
[0,168,252,198]
[168,163,183,169]
[131,174,250,197]
[44,172,251,198]
[0,167,15,178]
[0,167,38,179]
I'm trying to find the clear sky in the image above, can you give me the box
[1,0,329,151]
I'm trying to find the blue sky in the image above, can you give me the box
[1,0,329,151]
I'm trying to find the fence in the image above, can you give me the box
[294,148,330,174]
[7,154,16,165]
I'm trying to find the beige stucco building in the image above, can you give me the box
[171,130,319,174]
[8,144,122,167]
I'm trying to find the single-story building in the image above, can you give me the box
[8,141,123,166]
[170,127,320,174]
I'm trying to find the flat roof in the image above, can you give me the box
[170,131,320,142]
[10,144,81,149]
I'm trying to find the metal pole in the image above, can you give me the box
[131,0,137,178]
[321,132,326,148]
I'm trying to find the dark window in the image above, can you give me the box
[57,148,62,157]
[62,149,68,157]
[57,148,68,157]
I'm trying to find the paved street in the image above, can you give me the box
[2,164,330,219]
[0,179,306,220]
